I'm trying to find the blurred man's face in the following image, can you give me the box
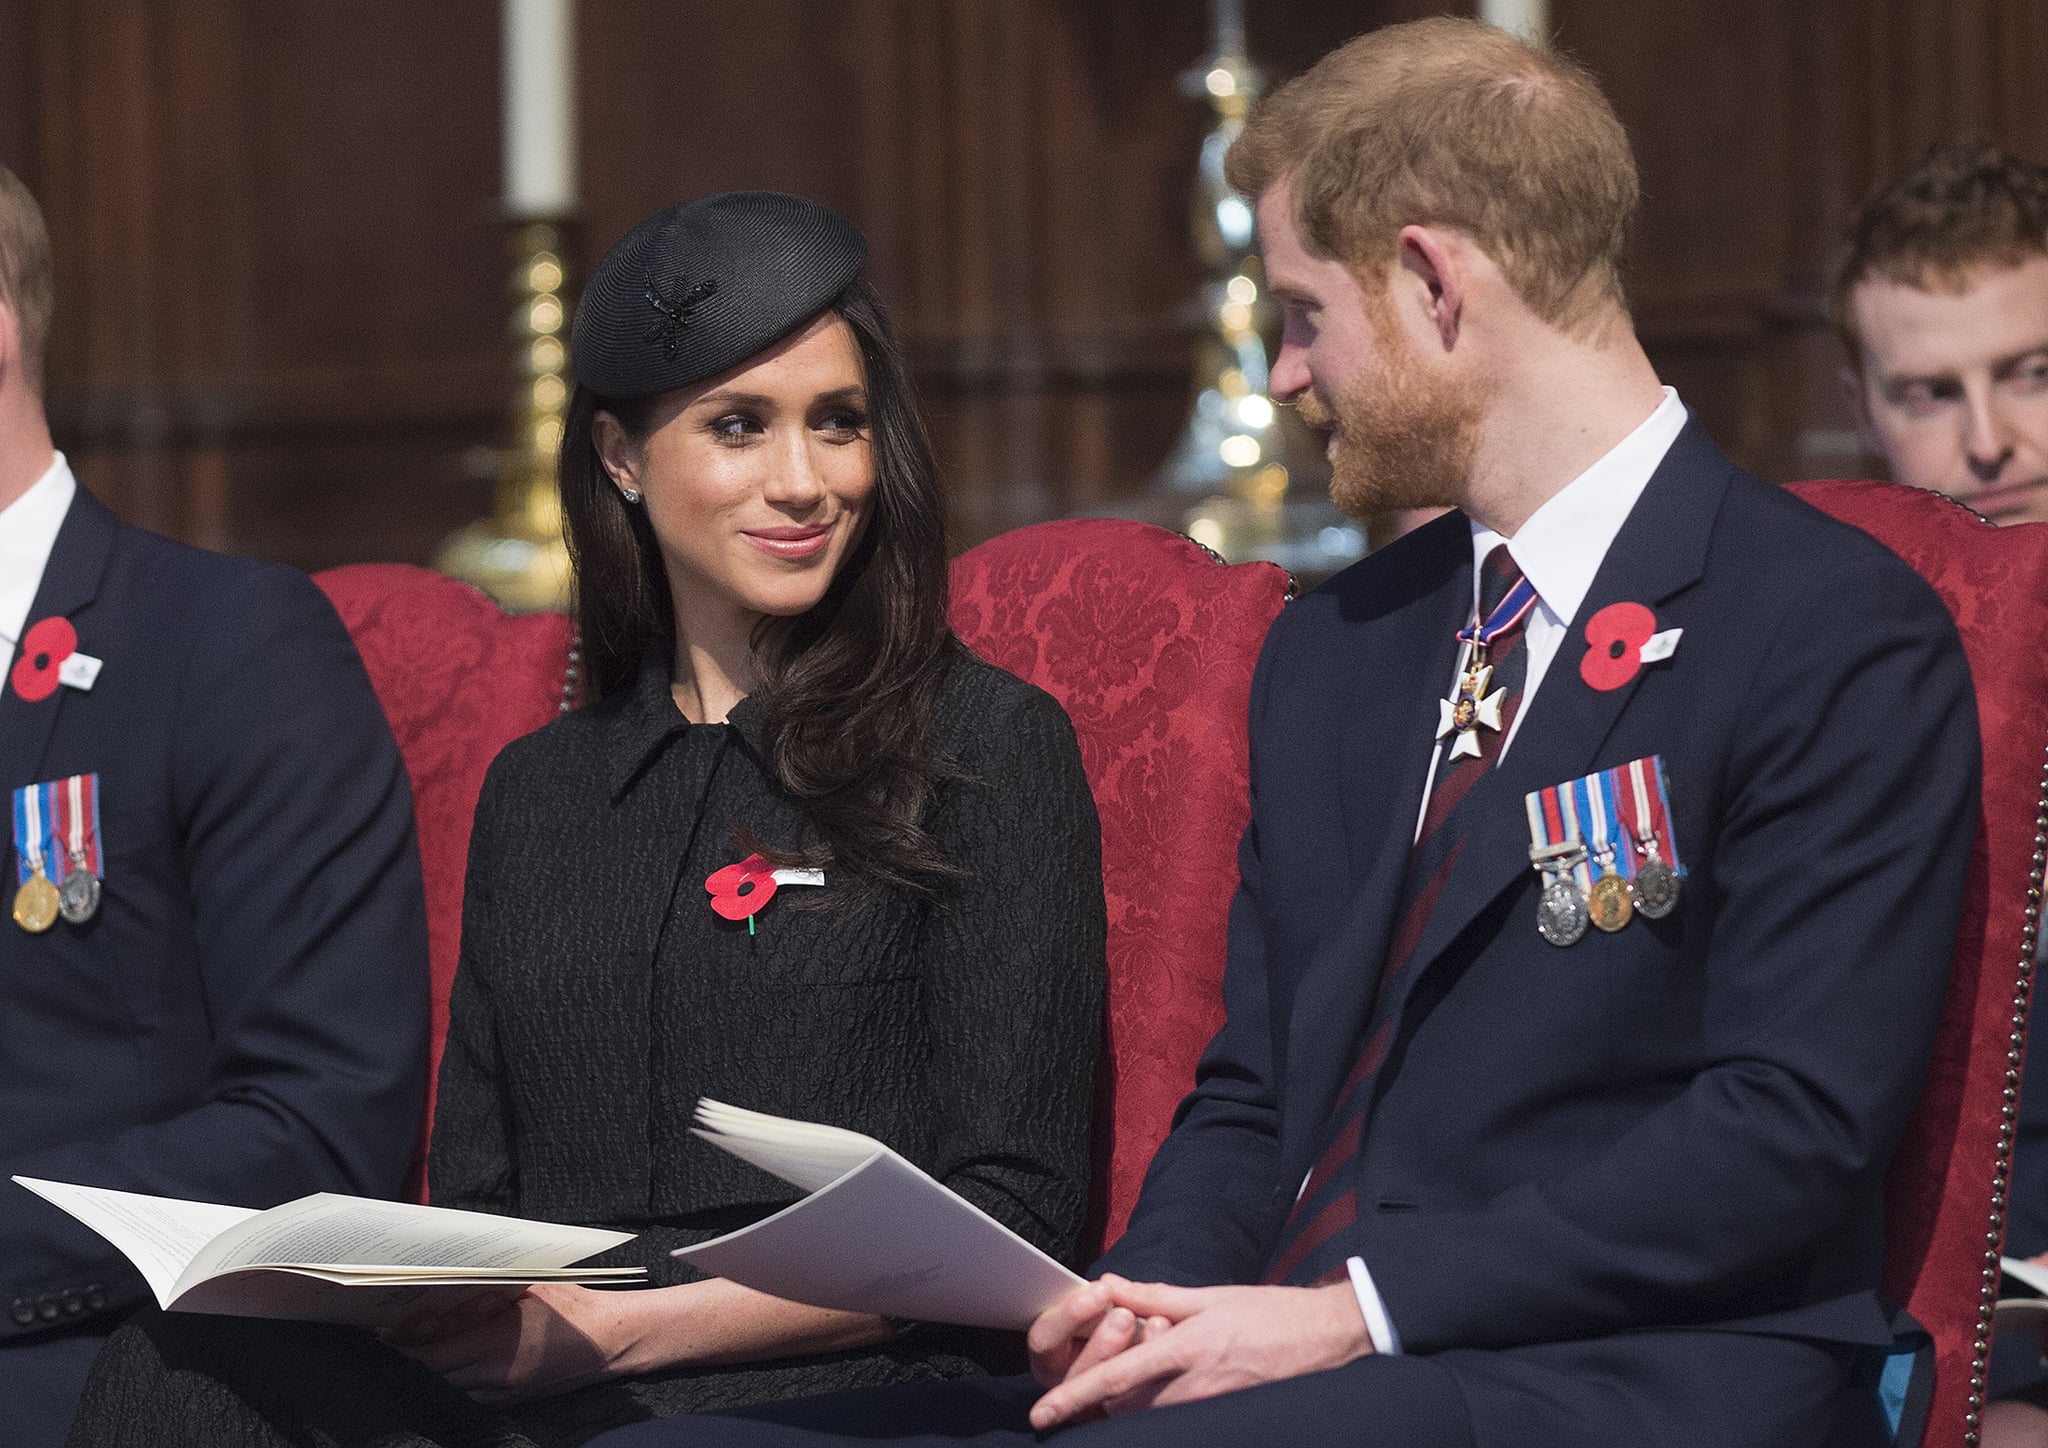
[1847,254,2048,525]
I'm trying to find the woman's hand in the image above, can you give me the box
[384,1277,894,1407]
[384,1283,652,1407]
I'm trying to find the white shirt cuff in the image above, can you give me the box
[1345,1255,1402,1355]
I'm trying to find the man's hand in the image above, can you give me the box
[1027,1279,1374,1430]
[1029,1275,1169,1388]
[385,1282,646,1407]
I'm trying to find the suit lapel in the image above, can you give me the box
[1391,421,1735,1012]
[0,488,118,791]
[1282,518,1472,1138]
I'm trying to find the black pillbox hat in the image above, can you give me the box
[571,191,868,401]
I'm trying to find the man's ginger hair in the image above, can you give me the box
[0,166,52,393]
[1225,17,1638,337]
[1830,136,2048,368]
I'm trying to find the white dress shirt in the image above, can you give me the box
[0,452,76,657]
[1356,387,1688,1353]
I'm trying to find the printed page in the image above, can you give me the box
[182,1194,635,1295]
[13,1177,259,1308]
[674,1150,1083,1331]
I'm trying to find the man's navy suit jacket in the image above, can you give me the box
[1097,421,1979,1365]
[0,488,428,1354]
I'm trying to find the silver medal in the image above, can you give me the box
[1632,850,1679,920]
[58,862,100,924]
[1537,875,1590,946]
[1528,841,1590,947]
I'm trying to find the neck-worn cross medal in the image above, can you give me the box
[1437,571,1538,761]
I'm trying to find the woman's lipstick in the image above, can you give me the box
[744,524,833,561]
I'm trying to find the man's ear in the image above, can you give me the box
[1395,225,1463,353]
[1839,363,1887,461]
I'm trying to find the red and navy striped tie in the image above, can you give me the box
[1264,544,1534,1286]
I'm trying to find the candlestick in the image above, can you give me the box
[434,220,575,612]
[503,0,575,218]
[1477,0,1550,42]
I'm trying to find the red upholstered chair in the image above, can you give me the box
[313,564,577,1194]
[1786,482,2048,1447]
[947,519,1293,1253]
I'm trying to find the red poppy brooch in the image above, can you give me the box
[705,853,825,934]
[11,617,81,703]
[1579,603,1682,692]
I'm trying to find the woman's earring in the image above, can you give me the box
[620,487,642,505]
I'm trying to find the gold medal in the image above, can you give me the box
[13,871,59,933]
[1587,867,1633,933]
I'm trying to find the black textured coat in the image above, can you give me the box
[68,649,1107,1448]
[430,648,1106,1286]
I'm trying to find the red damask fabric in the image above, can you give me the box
[1788,481,2048,1444]
[315,564,574,1195]
[949,520,1291,1253]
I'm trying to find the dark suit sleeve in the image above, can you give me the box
[425,761,517,1214]
[1093,626,1293,1286]
[1,565,429,1324]
[1362,554,1978,1353]
[917,684,1105,1264]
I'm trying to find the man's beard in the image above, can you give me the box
[1298,334,1483,521]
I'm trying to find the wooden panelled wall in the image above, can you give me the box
[0,0,2043,570]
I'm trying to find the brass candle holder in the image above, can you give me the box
[435,218,575,613]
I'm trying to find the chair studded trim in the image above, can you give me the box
[1968,734,2048,1443]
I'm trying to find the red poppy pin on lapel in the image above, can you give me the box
[1579,603,1682,692]
[11,617,77,703]
[705,853,826,934]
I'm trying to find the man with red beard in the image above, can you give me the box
[591,18,1978,1448]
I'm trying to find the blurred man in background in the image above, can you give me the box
[0,164,429,1445]
[1834,136,2048,525]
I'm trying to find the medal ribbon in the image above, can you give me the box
[1529,779,1594,894]
[56,774,102,879]
[12,782,51,886]
[1615,755,1686,876]
[1533,757,1692,891]
[1455,572,1540,652]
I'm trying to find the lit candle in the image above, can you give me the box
[503,0,576,217]
[1478,0,1549,42]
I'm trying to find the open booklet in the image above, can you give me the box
[674,1100,1085,1331]
[13,1177,644,1330]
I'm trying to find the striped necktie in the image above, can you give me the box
[1264,544,1534,1286]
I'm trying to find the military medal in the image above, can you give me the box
[1529,841,1590,946]
[54,773,102,925]
[1438,566,1538,762]
[11,782,60,933]
[1579,772,1633,933]
[1618,756,1683,920]
[1586,848,1634,933]
[13,775,105,932]
[1527,756,1687,945]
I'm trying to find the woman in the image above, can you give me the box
[69,193,1105,1447]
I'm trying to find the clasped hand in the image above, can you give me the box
[1024,1273,1374,1430]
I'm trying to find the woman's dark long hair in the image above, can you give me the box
[559,277,963,895]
